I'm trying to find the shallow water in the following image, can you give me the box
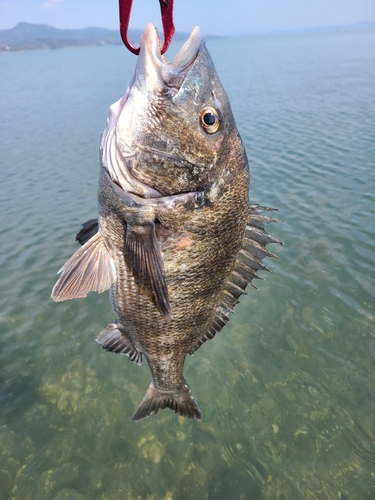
[1,30,375,500]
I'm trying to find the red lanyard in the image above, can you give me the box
[119,0,175,55]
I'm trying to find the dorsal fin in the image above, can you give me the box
[190,205,282,354]
[76,218,99,245]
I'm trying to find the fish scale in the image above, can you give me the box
[51,23,281,421]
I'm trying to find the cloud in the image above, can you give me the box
[41,0,64,10]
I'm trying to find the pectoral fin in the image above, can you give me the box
[124,222,170,318]
[51,231,116,302]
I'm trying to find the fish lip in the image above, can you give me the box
[137,23,204,87]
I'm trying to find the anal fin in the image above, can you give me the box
[125,222,170,318]
[51,231,116,302]
[95,323,142,365]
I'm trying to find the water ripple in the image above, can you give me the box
[1,31,375,499]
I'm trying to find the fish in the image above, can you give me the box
[51,24,281,421]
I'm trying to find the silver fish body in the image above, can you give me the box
[52,24,280,421]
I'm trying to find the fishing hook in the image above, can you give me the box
[119,0,175,55]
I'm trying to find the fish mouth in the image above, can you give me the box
[101,25,204,198]
[137,23,204,91]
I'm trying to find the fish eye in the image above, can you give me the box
[199,106,222,134]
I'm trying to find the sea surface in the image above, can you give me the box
[1,30,375,500]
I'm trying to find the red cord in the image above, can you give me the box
[119,0,175,55]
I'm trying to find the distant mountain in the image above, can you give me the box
[1,20,374,52]
[0,22,189,52]
[0,22,130,51]
[343,20,375,31]
[260,20,375,36]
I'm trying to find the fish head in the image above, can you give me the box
[111,24,248,197]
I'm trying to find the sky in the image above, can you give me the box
[0,0,375,35]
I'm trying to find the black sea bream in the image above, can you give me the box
[52,24,281,421]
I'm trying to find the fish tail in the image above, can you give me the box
[131,379,202,421]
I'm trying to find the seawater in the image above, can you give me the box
[0,30,375,500]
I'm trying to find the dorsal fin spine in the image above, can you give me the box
[189,204,282,354]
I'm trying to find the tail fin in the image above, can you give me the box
[131,379,202,421]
